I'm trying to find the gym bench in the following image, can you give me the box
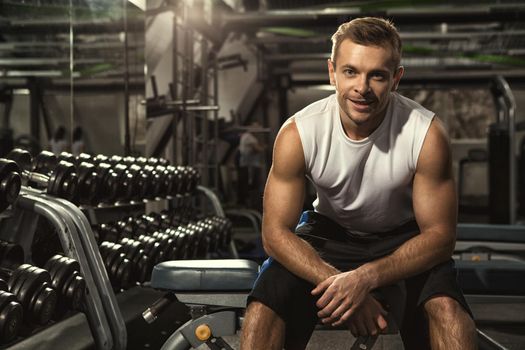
[144,259,405,350]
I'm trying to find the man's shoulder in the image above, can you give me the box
[292,94,335,123]
[392,92,434,120]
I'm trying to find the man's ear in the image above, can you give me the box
[327,59,336,85]
[392,66,404,91]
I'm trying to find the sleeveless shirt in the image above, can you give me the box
[293,92,434,236]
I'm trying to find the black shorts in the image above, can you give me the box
[247,211,473,350]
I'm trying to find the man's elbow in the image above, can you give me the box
[440,233,456,260]
[261,234,276,257]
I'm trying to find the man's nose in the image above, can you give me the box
[354,75,370,95]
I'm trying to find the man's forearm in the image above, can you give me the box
[263,229,340,285]
[359,229,455,289]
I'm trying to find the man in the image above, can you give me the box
[240,17,477,350]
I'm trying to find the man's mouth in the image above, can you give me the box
[349,98,373,106]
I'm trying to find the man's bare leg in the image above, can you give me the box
[424,296,477,350]
[240,301,285,350]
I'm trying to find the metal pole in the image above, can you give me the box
[495,76,517,224]
[123,0,131,155]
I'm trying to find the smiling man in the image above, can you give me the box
[240,17,477,350]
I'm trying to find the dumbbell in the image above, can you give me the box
[98,241,133,291]
[92,162,120,203]
[0,278,23,344]
[6,149,78,201]
[118,238,151,283]
[43,255,85,318]
[32,151,57,175]
[57,152,76,165]
[0,241,57,326]
[0,159,22,212]
[206,216,233,250]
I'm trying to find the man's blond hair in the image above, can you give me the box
[331,17,402,70]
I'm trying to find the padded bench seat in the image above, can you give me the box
[150,259,259,291]
[456,259,525,295]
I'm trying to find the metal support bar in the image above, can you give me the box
[197,185,238,258]
[21,187,127,350]
[44,195,127,350]
[15,190,114,350]
[494,76,517,224]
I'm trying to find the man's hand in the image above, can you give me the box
[346,295,388,337]
[311,269,373,325]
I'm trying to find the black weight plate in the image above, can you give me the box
[12,265,41,312]
[53,256,77,296]
[31,285,57,325]
[58,152,75,164]
[57,161,78,200]
[0,291,23,343]
[7,264,33,299]
[78,162,100,205]
[33,151,57,174]
[65,275,85,310]
[44,255,62,283]
[114,258,132,290]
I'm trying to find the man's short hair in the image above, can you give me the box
[330,17,402,70]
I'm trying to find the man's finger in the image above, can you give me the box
[365,313,378,336]
[377,314,388,332]
[311,276,334,295]
[331,304,357,326]
[318,298,342,320]
[315,284,338,309]
[325,299,353,325]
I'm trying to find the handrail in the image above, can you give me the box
[197,185,238,258]
[494,75,517,224]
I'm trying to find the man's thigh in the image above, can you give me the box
[247,259,319,345]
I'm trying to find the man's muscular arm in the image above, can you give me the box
[315,118,457,325]
[262,120,338,284]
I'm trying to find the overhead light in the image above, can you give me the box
[128,0,145,11]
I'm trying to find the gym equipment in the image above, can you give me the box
[43,254,86,318]
[6,149,78,201]
[0,241,57,325]
[0,158,21,212]
[144,260,404,350]
[12,186,125,350]
[118,238,151,283]
[98,241,133,291]
[0,278,23,344]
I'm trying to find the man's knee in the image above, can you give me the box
[244,301,284,327]
[424,295,471,323]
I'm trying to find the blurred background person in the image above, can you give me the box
[49,125,67,155]
[71,126,85,156]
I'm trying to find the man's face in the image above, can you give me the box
[328,39,403,135]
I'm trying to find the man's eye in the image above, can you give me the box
[371,73,386,80]
[343,69,355,76]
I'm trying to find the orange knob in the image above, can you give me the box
[195,324,212,341]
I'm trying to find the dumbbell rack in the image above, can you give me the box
[0,186,126,350]
[0,180,234,349]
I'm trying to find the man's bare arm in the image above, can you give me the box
[315,118,457,324]
[359,118,457,288]
[262,120,339,285]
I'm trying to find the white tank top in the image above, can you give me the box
[293,92,434,236]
